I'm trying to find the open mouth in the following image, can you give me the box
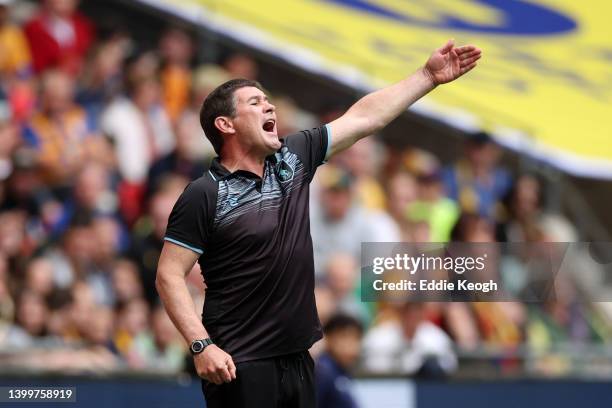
[262,119,276,132]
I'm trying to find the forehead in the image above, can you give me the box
[329,326,362,339]
[234,86,267,102]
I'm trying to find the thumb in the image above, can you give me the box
[438,39,455,55]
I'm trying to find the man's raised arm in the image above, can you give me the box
[327,40,481,157]
[156,241,236,384]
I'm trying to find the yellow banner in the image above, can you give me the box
[143,0,612,178]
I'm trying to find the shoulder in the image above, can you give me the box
[316,353,339,379]
[72,12,95,32]
[25,113,49,135]
[1,24,24,38]
[283,125,330,142]
[363,321,403,349]
[414,321,452,347]
[66,106,87,121]
[281,125,331,162]
[184,172,218,197]
[24,16,44,33]
[102,98,135,118]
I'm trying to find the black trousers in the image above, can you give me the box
[202,350,315,408]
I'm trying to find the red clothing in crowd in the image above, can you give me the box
[24,11,95,74]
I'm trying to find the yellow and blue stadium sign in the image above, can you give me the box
[138,0,612,179]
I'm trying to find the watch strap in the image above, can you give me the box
[190,338,214,355]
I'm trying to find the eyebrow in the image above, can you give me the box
[246,95,269,103]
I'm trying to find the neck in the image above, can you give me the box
[220,149,267,178]
[45,10,69,20]
[472,164,491,181]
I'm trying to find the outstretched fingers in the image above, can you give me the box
[459,52,481,68]
[437,39,455,54]
[455,45,480,55]
[460,61,478,75]
[459,50,481,62]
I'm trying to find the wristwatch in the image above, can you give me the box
[190,338,214,355]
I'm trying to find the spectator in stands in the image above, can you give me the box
[0,0,34,122]
[101,66,174,222]
[131,175,187,304]
[111,259,145,306]
[24,0,95,74]
[22,69,97,187]
[442,132,512,220]
[159,27,193,122]
[311,165,400,275]
[43,219,98,291]
[45,288,73,343]
[407,169,459,242]
[0,252,13,326]
[500,173,576,243]
[168,63,230,163]
[77,35,128,126]
[3,290,50,349]
[324,253,371,325]
[0,209,27,261]
[333,136,387,211]
[70,162,118,219]
[66,280,96,341]
[273,95,316,136]
[136,305,186,372]
[0,252,16,351]
[0,0,32,81]
[385,171,418,241]
[0,117,20,185]
[451,212,525,347]
[101,79,154,185]
[131,74,176,159]
[106,90,172,218]
[147,113,207,195]
[23,257,55,298]
[362,302,457,377]
[80,306,120,355]
[316,314,363,408]
[87,216,125,306]
[114,297,151,368]
[1,146,51,229]
[191,64,231,106]
[222,52,259,80]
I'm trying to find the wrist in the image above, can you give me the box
[189,338,214,355]
[419,66,438,89]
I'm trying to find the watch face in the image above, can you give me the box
[191,340,204,353]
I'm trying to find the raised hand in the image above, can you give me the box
[423,39,482,86]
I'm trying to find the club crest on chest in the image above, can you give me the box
[276,160,294,183]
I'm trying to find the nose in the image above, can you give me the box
[264,101,275,114]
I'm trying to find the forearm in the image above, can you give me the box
[355,68,434,131]
[156,271,208,342]
[329,68,435,154]
[327,41,480,158]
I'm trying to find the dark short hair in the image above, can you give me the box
[323,313,364,336]
[466,131,493,146]
[199,78,264,155]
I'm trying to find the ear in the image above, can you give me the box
[214,116,235,135]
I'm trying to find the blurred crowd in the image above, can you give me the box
[0,0,610,386]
